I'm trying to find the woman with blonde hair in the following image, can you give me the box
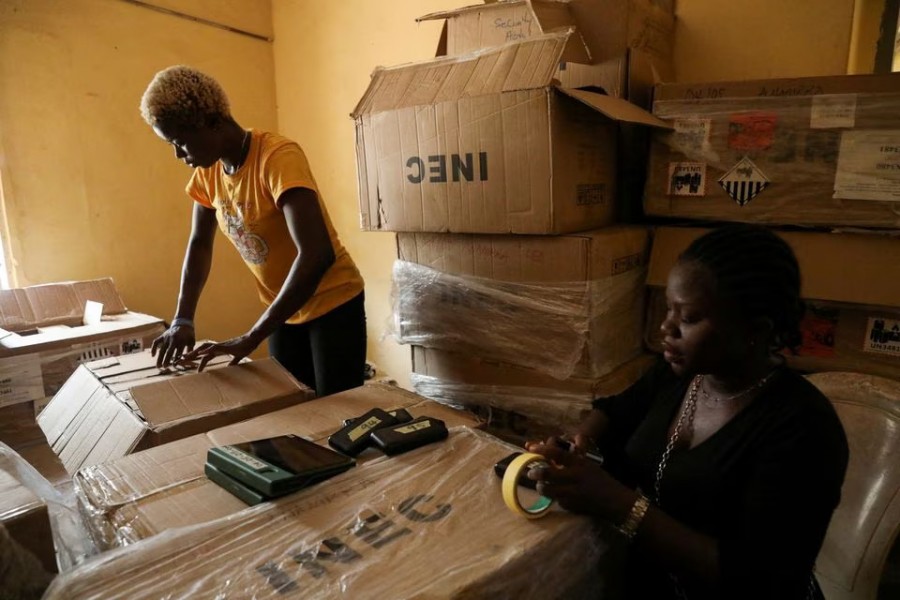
[140,65,366,397]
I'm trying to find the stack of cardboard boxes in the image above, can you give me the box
[0,278,165,482]
[352,0,675,444]
[641,74,900,379]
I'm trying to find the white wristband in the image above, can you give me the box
[171,317,194,329]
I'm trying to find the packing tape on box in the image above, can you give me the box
[501,452,553,519]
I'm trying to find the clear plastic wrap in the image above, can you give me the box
[45,428,615,599]
[411,373,591,428]
[645,90,900,228]
[0,443,96,572]
[391,260,646,380]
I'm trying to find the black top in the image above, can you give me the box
[593,359,849,600]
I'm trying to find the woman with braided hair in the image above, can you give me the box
[527,224,848,599]
[140,65,366,397]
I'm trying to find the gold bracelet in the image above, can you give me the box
[617,493,650,540]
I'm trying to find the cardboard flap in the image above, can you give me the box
[71,278,127,314]
[129,360,299,427]
[352,32,569,117]
[568,0,675,64]
[528,0,591,63]
[417,0,591,64]
[0,278,127,332]
[556,88,671,128]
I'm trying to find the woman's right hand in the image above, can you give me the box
[151,324,196,368]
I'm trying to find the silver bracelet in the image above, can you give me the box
[171,317,195,329]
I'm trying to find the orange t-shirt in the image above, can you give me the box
[186,130,363,324]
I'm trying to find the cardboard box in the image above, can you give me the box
[49,428,608,599]
[645,227,900,379]
[0,278,126,333]
[644,73,900,228]
[395,226,650,379]
[412,346,656,445]
[0,467,56,573]
[0,278,165,451]
[419,0,675,108]
[75,383,480,550]
[38,351,314,474]
[353,32,669,234]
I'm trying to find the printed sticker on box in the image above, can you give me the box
[667,162,707,196]
[810,95,856,129]
[795,305,838,358]
[728,112,777,151]
[834,130,900,201]
[0,354,45,408]
[673,119,712,153]
[864,317,900,356]
[718,157,770,207]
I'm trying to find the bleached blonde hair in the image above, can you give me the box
[140,65,231,129]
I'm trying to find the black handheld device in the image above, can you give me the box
[328,408,399,456]
[370,416,448,456]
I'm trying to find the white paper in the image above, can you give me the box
[83,300,104,326]
[834,130,900,202]
[672,118,712,152]
[0,353,45,407]
[810,94,856,129]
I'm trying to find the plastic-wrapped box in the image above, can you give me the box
[411,347,656,445]
[74,384,479,551]
[47,428,612,599]
[394,227,650,380]
[644,74,900,228]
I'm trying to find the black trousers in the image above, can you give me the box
[268,291,367,398]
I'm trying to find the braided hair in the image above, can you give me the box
[678,224,804,352]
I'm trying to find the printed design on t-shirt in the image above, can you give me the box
[220,204,269,265]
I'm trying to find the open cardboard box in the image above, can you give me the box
[0,278,164,452]
[353,32,670,234]
[419,0,675,108]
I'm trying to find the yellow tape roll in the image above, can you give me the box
[501,452,553,519]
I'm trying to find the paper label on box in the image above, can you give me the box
[83,300,103,326]
[673,118,712,152]
[834,130,900,201]
[728,112,777,151]
[718,157,769,206]
[0,354,45,407]
[667,162,707,196]
[810,95,856,129]
[864,317,900,356]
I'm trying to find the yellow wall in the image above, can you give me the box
[673,0,856,81]
[0,0,277,347]
[271,0,471,387]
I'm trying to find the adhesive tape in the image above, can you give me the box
[501,452,553,519]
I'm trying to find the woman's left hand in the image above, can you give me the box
[526,443,636,521]
[178,332,264,371]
